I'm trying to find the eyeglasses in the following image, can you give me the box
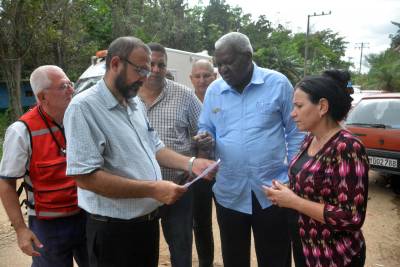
[58,81,74,90]
[121,58,151,78]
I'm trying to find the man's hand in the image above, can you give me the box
[16,227,43,257]
[191,158,218,180]
[153,180,187,205]
[193,132,214,153]
[263,180,298,208]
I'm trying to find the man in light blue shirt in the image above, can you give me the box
[197,32,304,267]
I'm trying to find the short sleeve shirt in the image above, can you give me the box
[139,79,201,183]
[64,79,165,219]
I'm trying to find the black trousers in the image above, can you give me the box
[347,242,366,267]
[216,193,291,267]
[192,179,215,267]
[287,209,307,267]
[86,213,159,267]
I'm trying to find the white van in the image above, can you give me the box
[75,48,212,94]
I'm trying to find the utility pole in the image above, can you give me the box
[347,56,353,70]
[355,42,369,73]
[304,11,331,76]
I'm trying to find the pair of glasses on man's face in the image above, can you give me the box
[121,58,151,78]
[58,81,74,90]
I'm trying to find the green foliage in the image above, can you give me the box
[253,28,303,84]
[351,72,369,87]
[300,30,349,75]
[390,21,400,49]
[0,111,10,159]
[0,0,351,88]
[366,50,400,92]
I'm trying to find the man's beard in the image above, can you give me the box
[115,71,143,99]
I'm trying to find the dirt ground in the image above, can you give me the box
[0,170,399,267]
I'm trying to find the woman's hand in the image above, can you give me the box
[263,180,299,209]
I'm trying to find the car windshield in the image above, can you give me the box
[346,98,400,129]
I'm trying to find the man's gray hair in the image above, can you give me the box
[30,65,64,100]
[215,32,253,55]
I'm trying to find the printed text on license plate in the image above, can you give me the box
[368,156,398,168]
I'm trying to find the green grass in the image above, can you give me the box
[0,112,10,159]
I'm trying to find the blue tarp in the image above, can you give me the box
[0,81,36,109]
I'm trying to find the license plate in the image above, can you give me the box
[368,156,398,168]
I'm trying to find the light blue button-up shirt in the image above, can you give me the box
[198,63,304,214]
[64,79,164,219]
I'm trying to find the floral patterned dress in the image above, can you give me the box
[289,129,369,267]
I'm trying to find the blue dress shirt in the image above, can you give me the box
[198,63,304,214]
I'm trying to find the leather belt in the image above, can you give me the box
[89,208,159,223]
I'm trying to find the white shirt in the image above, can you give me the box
[0,121,35,215]
[0,121,31,178]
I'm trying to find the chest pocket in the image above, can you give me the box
[211,108,227,137]
[253,101,279,128]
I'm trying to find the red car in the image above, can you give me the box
[345,93,400,193]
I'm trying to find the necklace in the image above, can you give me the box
[309,127,342,156]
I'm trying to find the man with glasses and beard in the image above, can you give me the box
[63,36,216,267]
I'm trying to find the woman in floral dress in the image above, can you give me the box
[264,70,369,267]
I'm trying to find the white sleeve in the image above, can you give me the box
[0,121,31,179]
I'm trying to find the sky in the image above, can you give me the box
[188,0,400,73]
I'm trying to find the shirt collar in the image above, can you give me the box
[138,78,169,109]
[219,62,264,94]
[98,79,137,110]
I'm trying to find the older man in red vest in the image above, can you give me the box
[0,65,88,267]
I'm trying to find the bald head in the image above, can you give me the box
[192,59,214,74]
[190,59,216,102]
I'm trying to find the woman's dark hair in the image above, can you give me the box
[295,69,353,121]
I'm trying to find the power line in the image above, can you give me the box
[304,11,331,76]
[355,42,370,74]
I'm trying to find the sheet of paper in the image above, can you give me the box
[184,158,221,188]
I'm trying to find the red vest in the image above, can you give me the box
[19,106,79,219]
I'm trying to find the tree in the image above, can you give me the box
[300,29,349,75]
[242,15,273,50]
[253,27,302,84]
[0,1,53,120]
[365,50,400,92]
[202,0,248,53]
[362,21,400,92]
[390,21,400,49]
[0,0,355,118]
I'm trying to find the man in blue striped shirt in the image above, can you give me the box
[197,32,304,267]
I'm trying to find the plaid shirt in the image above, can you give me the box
[139,79,202,183]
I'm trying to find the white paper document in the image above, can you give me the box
[184,159,221,188]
